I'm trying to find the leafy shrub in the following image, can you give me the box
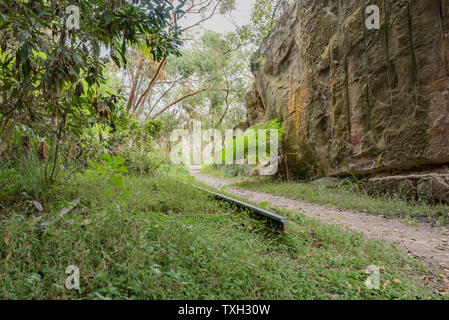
[220,118,284,164]
[89,154,130,199]
[0,153,49,202]
[126,152,166,176]
[206,119,284,178]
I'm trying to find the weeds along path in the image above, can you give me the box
[189,169,449,272]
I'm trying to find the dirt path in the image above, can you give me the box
[189,169,449,272]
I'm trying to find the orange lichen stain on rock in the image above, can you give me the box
[294,77,310,139]
[288,88,294,114]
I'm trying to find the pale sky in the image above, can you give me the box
[180,0,256,34]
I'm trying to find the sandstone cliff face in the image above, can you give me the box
[247,0,449,180]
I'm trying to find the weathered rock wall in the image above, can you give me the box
[247,0,449,180]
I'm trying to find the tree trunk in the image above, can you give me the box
[0,114,25,156]
[127,61,143,112]
[133,56,167,113]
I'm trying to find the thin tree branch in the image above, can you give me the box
[150,88,208,120]
[134,56,167,113]
[148,78,182,117]
[181,0,221,32]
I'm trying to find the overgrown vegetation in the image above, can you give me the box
[201,119,284,178]
[1,166,447,299]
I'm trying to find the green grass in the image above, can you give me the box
[0,169,448,299]
[0,154,50,202]
[201,164,249,180]
[232,179,449,226]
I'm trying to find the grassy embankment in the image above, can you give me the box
[0,165,447,299]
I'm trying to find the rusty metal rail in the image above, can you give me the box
[177,180,288,232]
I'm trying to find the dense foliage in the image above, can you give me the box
[0,0,183,182]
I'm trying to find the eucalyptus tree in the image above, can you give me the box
[122,0,236,120]
[135,31,251,130]
[189,31,250,129]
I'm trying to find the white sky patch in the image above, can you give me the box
[179,0,256,34]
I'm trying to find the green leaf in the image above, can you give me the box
[113,156,124,165]
[96,165,107,174]
[118,166,128,173]
[259,202,271,208]
[102,154,113,163]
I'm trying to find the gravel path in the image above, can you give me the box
[190,169,449,272]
